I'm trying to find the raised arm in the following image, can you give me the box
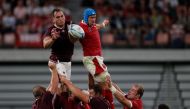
[112,82,126,95]
[96,19,109,30]
[106,78,132,108]
[46,61,59,94]
[59,75,90,103]
[110,85,132,108]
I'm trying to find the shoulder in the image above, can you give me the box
[79,21,88,28]
[44,25,54,34]
[89,96,110,108]
[131,99,143,108]
[65,19,72,25]
[32,99,40,109]
[42,91,54,100]
[47,25,55,31]
[89,96,108,104]
[131,99,142,104]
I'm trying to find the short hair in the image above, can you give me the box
[92,84,102,95]
[32,85,46,98]
[134,84,144,98]
[51,8,64,17]
[158,104,170,109]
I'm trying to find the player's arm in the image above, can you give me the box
[111,85,132,108]
[43,28,60,48]
[112,82,126,95]
[106,77,132,108]
[96,19,109,30]
[47,62,59,94]
[43,36,56,48]
[59,75,90,103]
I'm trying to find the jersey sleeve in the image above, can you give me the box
[43,27,52,38]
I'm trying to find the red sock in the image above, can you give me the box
[102,89,115,109]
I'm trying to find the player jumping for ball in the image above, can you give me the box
[79,8,115,109]
[43,8,78,82]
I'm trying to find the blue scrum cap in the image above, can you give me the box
[83,8,96,24]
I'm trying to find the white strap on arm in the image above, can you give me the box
[110,85,117,94]
[128,100,133,109]
[102,22,106,27]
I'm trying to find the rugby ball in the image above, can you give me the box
[68,24,85,39]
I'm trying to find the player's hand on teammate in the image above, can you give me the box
[51,28,60,40]
[59,75,67,83]
[105,75,112,89]
[97,75,112,90]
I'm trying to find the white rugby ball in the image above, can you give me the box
[68,24,85,39]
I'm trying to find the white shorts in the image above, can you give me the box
[83,56,110,82]
[49,60,71,80]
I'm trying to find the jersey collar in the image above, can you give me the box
[54,24,64,29]
[81,20,95,27]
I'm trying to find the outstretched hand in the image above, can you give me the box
[102,19,109,27]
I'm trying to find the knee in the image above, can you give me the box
[94,72,110,82]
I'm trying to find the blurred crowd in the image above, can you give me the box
[0,0,70,48]
[82,0,190,48]
[0,0,190,48]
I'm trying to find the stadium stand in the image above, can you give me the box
[175,65,190,109]
[0,64,163,109]
[0,0,190,48]
[1,0,190,109]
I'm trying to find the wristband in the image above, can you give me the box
[110,85,117,94]
[102,22,106,27]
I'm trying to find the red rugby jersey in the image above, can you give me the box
[79,21,102,56]
[124,95,143,109]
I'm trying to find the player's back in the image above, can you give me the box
[32,91,54,109]
[89,96,111,109]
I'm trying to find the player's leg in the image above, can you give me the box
[83,56,110,82]
[83,56,96,76]
[93,56,115,109]
[83,56,114,109]
[88,73,95,89]
[58,62,71,80]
